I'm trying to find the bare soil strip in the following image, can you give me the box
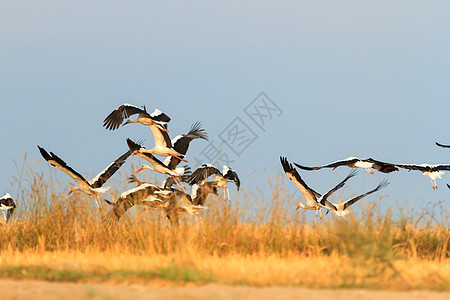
[2,279,449,300]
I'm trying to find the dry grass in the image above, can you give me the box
[0,156,448,290]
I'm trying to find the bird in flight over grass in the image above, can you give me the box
[103,103,170,131]
[280,156,358,218]
[0,193,16,223]
[294,157,398,175]
[394,163,450,190]
[323,180,390,218]
[188,164,240,203]
[435,142,450,148]
[37,146,131,209]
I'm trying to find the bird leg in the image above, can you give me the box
[226,186,231,203]
[169,153,188,163]
[366,168,374,175]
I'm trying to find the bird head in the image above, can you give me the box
[296,203,306,211]
[136,165,151,173]
[68,186,79,195]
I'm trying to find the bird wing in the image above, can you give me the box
[223,166,241,191]
[280,157,321,201]
[89,150,132,188]
[436,142,450,148]
[149,123,173,148]
[149,108,171,125]
[395,163,450,172]
[294,157,360,171]
[103,104,147,130]
[188,164,222,185]
[38,146,90,186]
[164,122,208,170]
[447,184,450,189]
[342,179,390,210]
[104,184,161,223]
[318,169,358,205]
[191,182,218,206]
[365,158,398,173]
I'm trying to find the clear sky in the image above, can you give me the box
[1,1,449,217]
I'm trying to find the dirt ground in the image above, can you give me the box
[1,279,448,300]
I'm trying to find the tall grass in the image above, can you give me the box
[0,155,448,289]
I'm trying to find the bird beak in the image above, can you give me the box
[132,150,139,156]
[122,120,130,126]
[296,205,300,211]
[68,190,73,195]
[136,166,145,173]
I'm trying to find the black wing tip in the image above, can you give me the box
[280,156,294,173]
[189,121,209,140]
[126,138,144,152]
[37,145,51,161]
[447,184,450,189]
[436,141,450,148]
[293,162,316,171]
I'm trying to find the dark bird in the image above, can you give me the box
[323,180,390,218]
[103,104,170,131]
[395,163,450,189]
[280,156,357,218]
[188,164,240,202]
[0,193,16,223]
[436,142,450,148]
[37,146,131,208]
[294,157,398,174]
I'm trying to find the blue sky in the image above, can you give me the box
[1,1,449,217]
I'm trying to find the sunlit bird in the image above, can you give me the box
[323,180,390,218]
[103,183,168,224]
[163,121,208,170]
[37,146,131,208]
[294,157,398,174]
[394,163,450,189]
[0,193,16,223]
[188,164,240,202]
[127,138,189,190]
[103,103,170,131]
[280,156,357,218]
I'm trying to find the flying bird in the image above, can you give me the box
[103,104,170,131]
[127,138,189,190]
[394,163,450,189]
[188,164,240,202]
[435,142,450,148]
[280,157,357,218]
[37,146,131,208]
[163,121,208,170]
[0,193,16,223]
[294,157,398,174]
[323,180,390,218]
[103,183,168,224]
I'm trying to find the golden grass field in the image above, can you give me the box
[0,158,448,293]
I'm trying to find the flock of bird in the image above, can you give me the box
[280,141,450,218]
[0,103,449,225]
[31,104,241,226]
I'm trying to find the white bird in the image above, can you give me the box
[163,121,208,170]
[294,157,398,174]
[436,142,450,148]
[395,163,450,189]
[103,183,168,224]
[280,157,357,218]
[103,104,170,131]
[135,123,189,163]
[37,146,131,208]
[188,164,240,202]
[323,180,390,218]
[127,138,189,190]
[0,193,16,223]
